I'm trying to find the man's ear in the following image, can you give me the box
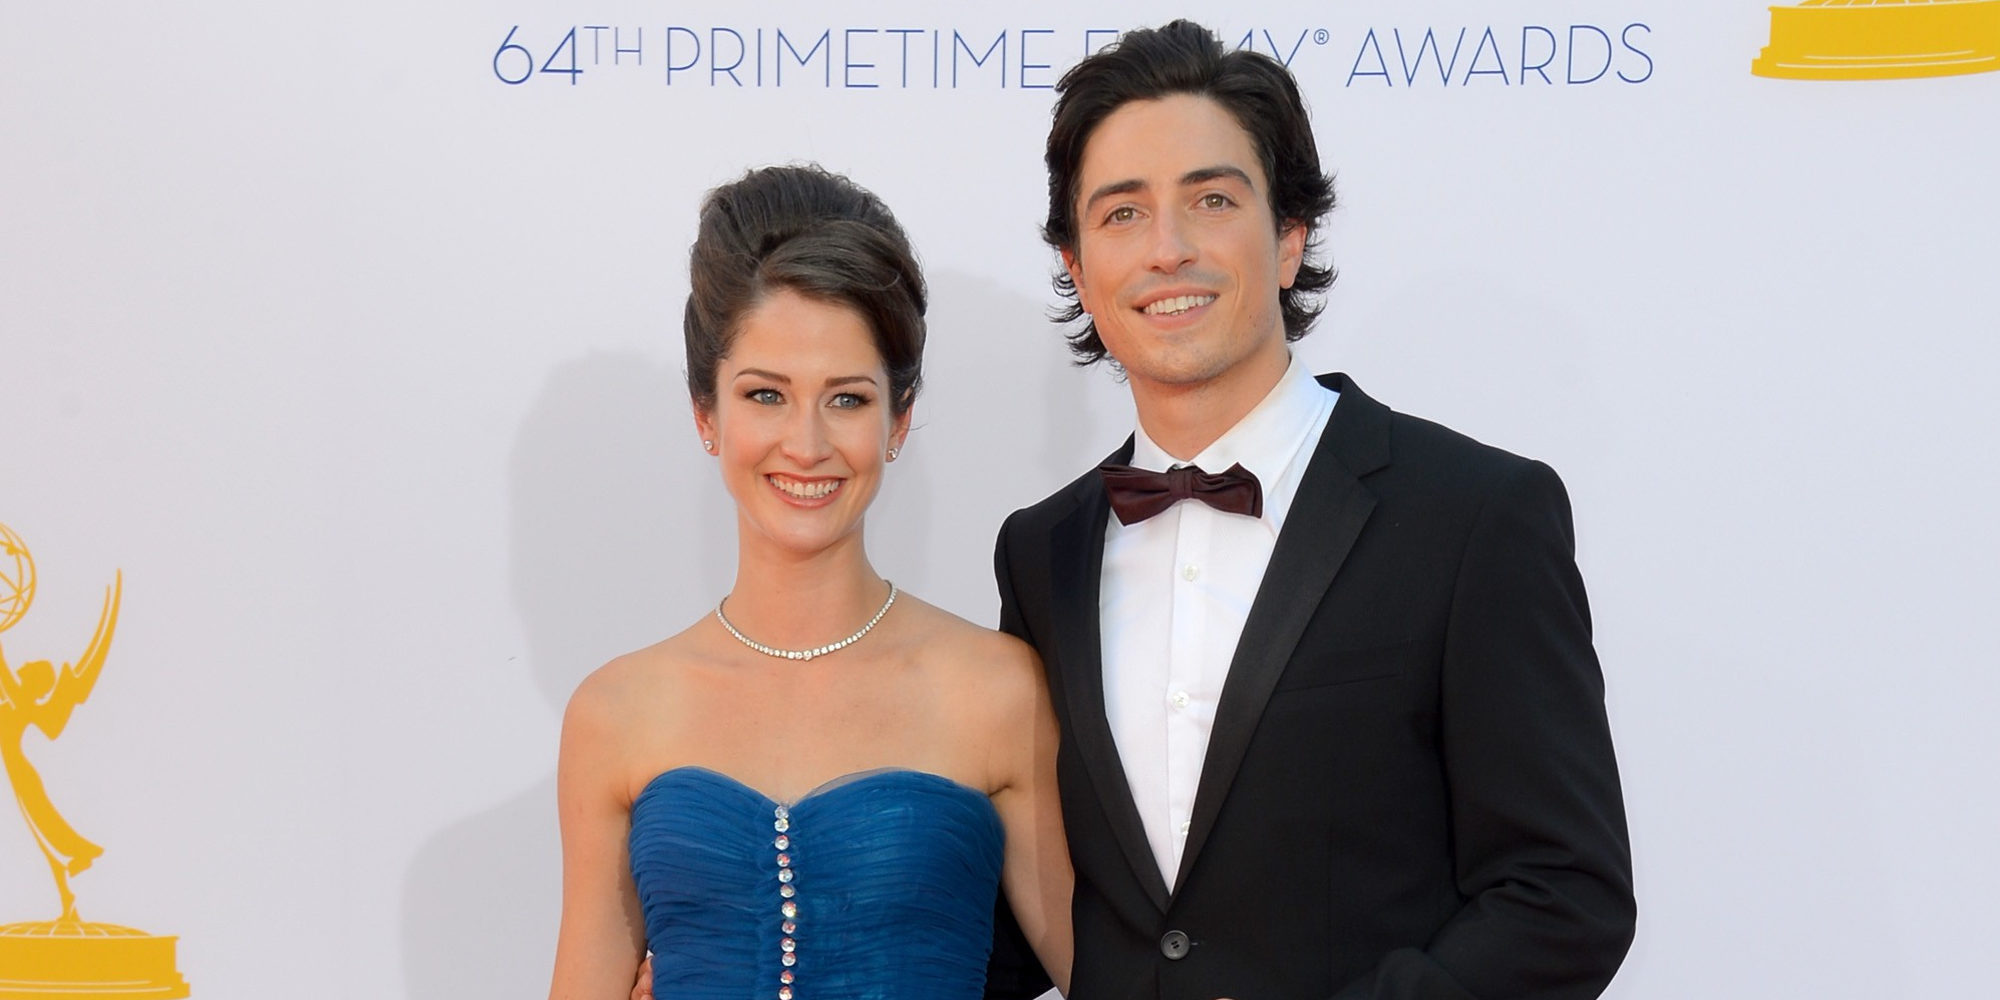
[1061,246,1087,303]
[1277,221,1307,290]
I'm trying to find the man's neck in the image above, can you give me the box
[1130,346,1291,462]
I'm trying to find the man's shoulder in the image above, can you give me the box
[1324,373,1556,495]
[998,446,1123,540]
[1386,407,1535,474]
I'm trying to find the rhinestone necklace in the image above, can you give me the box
[716,580,897,661]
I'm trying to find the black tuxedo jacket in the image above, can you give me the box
[987,375,1634,1000]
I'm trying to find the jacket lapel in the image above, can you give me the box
[1048,439,1174,912]
[1173,374,1391,891]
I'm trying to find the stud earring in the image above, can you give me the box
[887,447,900,461]
[702,440,715,452]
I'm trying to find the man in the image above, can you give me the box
[630,20,1633,1000]
[985,20,1634,1000]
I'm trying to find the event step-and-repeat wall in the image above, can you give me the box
[5,2,1995,996]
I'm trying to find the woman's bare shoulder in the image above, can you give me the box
[897,595,1045,706]
[563,621,713,732]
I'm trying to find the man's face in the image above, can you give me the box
[1063,93,1305,395]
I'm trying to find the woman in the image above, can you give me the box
[547,166,1071,999]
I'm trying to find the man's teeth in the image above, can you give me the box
[770,476,841,499]
[1144,294,1217,316]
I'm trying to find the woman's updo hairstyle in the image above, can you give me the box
[684,165,927,416]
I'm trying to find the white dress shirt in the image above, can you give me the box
[1100,358,1338,888]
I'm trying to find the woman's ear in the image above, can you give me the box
[693,401,719,454]
[888,399,913,460]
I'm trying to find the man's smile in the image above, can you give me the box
[1141,294,1218,316]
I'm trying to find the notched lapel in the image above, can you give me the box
[1174,375,1390,891]
[1048,443,1173,913]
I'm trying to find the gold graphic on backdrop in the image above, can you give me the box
[1754,0,2000,79]
[0,523,188,1000]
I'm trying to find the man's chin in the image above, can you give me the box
[1114,351,1237,390]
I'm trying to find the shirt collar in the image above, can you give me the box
[1130,355,1327,497]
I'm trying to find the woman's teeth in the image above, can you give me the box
[769,476,841,499]
[1144,294,1217,316]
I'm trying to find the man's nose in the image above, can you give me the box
[1146,211,1197,272]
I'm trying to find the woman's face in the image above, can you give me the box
[694,288,910,559]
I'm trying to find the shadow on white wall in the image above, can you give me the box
[399,351,725,997]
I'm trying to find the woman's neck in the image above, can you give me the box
[720,527,888,649]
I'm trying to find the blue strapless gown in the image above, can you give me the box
[629,767,1004,1000]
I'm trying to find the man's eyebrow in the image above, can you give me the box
[1082,167,1256,214]
[1181,165,1255,189]
[1082,178,1145,213]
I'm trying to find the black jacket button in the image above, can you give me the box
[1160,929,1190,960]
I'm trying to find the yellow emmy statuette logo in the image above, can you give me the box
[1753,0,2000,79]
[0,523,188,1000]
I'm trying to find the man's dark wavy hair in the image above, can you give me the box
[1043,20,1338,366]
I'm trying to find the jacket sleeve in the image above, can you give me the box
[1332,459,1636,1000]
[983,513,1057,1000]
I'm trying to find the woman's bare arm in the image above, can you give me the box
[549,670,648,1000]
[986,635,1073,995]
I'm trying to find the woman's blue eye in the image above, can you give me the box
[830,393,869,410]
[748,388,783,405]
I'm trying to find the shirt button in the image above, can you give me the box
[1180,563,1199,582]
[1170,690,1190,710]
[1179,820,1191,836]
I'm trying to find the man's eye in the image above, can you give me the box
[747,388,783,405]
[1200,193,1232,209]
[1107,206,1137,224]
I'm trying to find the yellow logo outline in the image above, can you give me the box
[1753,0,2000,79]
[0,522,188,1000]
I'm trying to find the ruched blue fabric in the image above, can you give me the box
[629,766,1005,1000]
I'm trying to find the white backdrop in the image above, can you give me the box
[4,1,1997,997]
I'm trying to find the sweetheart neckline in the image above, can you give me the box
[636,764,993,810]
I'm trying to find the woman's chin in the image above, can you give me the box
[743,515,866,560]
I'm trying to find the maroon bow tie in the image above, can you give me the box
[1100,462,1264,525]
